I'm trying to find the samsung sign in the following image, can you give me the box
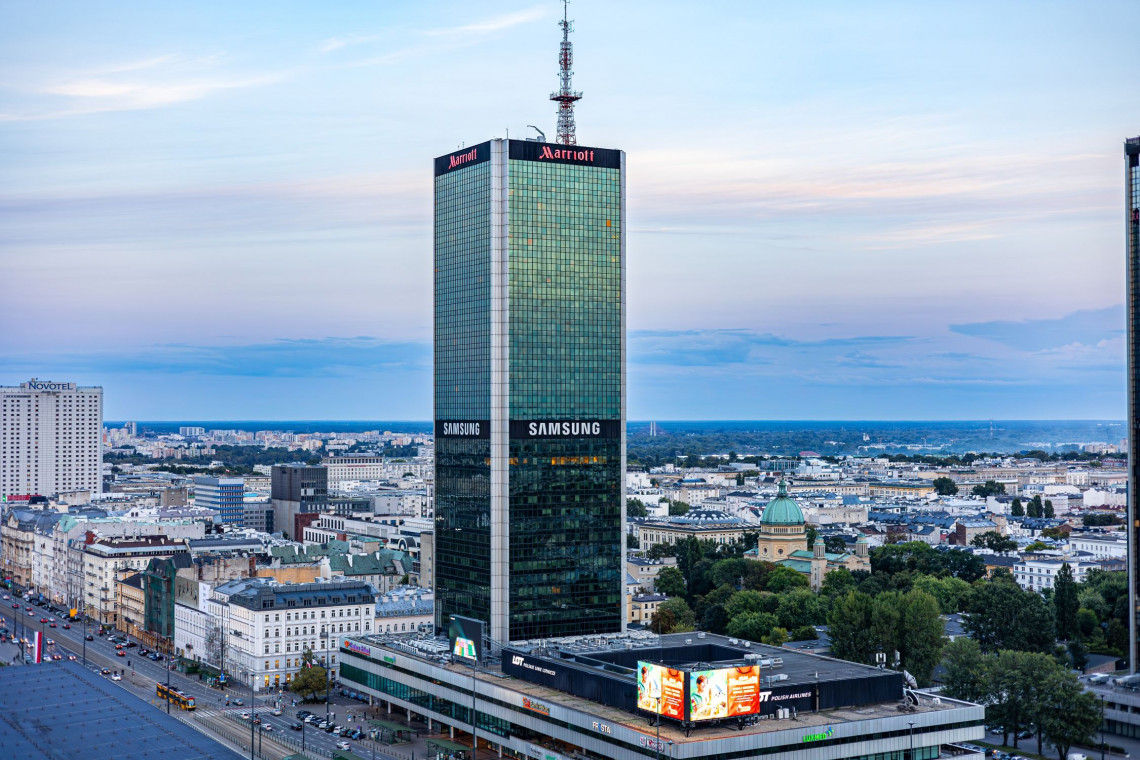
[511,420,620,440]
[435,420,490,439]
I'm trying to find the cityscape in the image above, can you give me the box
[1,2,1139,760]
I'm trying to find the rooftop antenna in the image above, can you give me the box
[526,125,547,142]
[551,0,582,145]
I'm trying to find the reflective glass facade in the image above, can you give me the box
[1127,136,1140,670]
[435,149,493,627]
[434,139,625,643]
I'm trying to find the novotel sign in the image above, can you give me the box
[22,380,76,392]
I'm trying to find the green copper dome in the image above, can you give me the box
[760,480,805,526]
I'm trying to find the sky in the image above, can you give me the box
[1,0,1138,421]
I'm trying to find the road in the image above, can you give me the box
[0,597,393,760]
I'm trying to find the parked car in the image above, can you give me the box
[296,710,311,718]
[290,722,304,731]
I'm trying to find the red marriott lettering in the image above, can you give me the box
[449,148,477,169]
[538,146,595,163]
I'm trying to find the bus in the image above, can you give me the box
[157,683,196,710]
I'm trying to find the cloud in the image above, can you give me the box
[2,337,430,378]
[0,54,285,121]
[950,305,1124,352]
[425,6,548,36]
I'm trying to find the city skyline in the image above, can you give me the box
[2,1,1139,420]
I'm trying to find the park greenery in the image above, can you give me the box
[642,535,1129,723]
[289,648,328,701]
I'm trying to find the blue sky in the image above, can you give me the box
[1,1,1137,420]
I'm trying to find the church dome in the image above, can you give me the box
[760,480,805,526]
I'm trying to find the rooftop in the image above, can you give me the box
[0,660,243,759]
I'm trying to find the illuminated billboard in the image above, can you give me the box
[636,662,685,720]
[689,666,759,721]
[448,615,484,663]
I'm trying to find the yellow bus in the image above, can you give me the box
[157,683,196,710]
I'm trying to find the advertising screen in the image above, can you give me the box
[690,666,759,721]
[447,615,484,663]
[636,662,685,720]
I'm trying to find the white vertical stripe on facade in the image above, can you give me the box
[490,138,511,645]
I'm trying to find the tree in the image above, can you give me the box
[765,565,810,594]
[626,498,648,518]
[932,477,959,496]
[819,567,856,599]
[1039,669,1103,760]
[290,663,328,701]
[966,581,1056,653]
[668,500,690,516]
[972,480,1006,497]
[1027,495,1043,518]
[826,591,877,665]
[824,535,848,554]
[941,638,988,703]
[1042,526,1067,540]
[1010,498,1024,517]
[970,531,1018,553]
[790,625,819,641]
[763,626,789,647]
[726,611,779,642]
[897,589,946,685]
[1053,563,1080,642]
[912,575,971,615]
[1043,499,1055,519]
[627,534,640,549]
[650,598,696,633]
[655,566,687,598]
[775,589,823,631]
[725,590,778,619]
[805,525,818,548]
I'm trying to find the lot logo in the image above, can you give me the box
[512,655,525,666]
[448,148,477,169]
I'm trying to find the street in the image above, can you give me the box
[0,599,397,760]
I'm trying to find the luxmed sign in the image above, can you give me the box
[22,379,76,392]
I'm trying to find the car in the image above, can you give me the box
[25,606,31,612]
[111,673,122,681]
[139,648,148,655]
[290,722,304,731]
[115,644,123,650]
[11,603,18,609]
[337,741,351,751]
[45,639,54,646]
[318,721,330,730]
[125,641,136,648]
[253,717,261,725]
[271,708,282,716]
[2,594,8,599]
[296,710,311,718]
[232,698,244,706]
[100,667,111,675]
[1016,730,1033,740]
[49,622,56,628]
[26,610,33,616]
[67,655,77,661]
[260,724,273,732]
[85,634,93,641]
[1069,754,1090,760]
[39,618,47,623]
[62,623,70,629]
[240,712,251,720]
[116,650,125,657]
[305,715,320,724]
[52,654,62,661]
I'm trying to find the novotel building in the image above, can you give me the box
[433,139,626,644]
[336,630,984,760]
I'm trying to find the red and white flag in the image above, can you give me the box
[32,630,42,663]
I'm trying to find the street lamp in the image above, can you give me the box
[321,629,331,726]
[1100,695,1106,760]
[908,721,915,760]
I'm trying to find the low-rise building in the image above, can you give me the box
[373,586,433,634]
[81,535,190,624]
[628,593,667,626]
[1012,559,1098,592]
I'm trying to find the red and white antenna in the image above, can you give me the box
[550,0,582,145]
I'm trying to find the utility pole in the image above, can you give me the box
[249,669,255,760]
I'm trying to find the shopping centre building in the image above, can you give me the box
[337,630,984,760]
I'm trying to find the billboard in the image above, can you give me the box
[636,662,685,721]
[448,615,484,664]
[689,666,759,721]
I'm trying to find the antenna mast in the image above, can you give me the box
[550,0,582,145]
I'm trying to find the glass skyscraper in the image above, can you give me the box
[434,139,626,644]
[1126,136,1140,671]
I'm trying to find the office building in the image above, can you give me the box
[0,378,103,500]
[337,630,983,760]
[192,475,245,525]
[1128,135,1140,671]
[270,463,328,541]
[323,454,387,484]
[433,139,626,643]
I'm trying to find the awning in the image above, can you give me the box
[426,738,476,752]
[368,719,414,732]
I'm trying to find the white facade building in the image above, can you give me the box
[323,455,387,485]
[1,379,103,500]
[193,578,376,692]
[1067,534,1128,560]
[1013,559,1098,592]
